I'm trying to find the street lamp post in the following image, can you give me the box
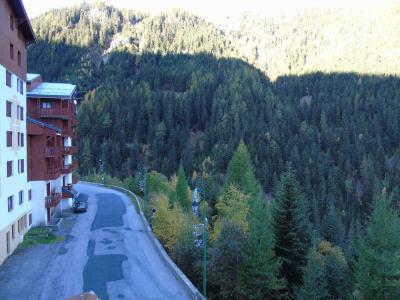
[144,169,148,218]
[197,181,207,299]
[202,189,207,299]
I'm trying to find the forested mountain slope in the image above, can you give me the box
[27,3,400,298]
[27,2,400,224]
[29,3,400,84]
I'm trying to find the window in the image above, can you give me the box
[17,79,24,95]
[19,190,23,205]
[10,44,13,60]
[10,14,14,31]
[11,225,15,239]
[7,161,13,177]
[6,232,10,254]
[6,70,12,87]
[18,51,21,66]
[17,105,24,120]
[17,133,25,147]
[42,102,52,109]
[29,214,32,226]
[18,159,24,174]
[6,101,12,117]
[28,189,32,201]
[7,196,13,212]
[6,131,12,147]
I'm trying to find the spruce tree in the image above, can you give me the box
[297,246,329,300]
[175,163,191,210]
[322,203,345,248]
[354,195,400,299]
[225,141,258,196]
[272,167,310,296]
[237,199,286,299]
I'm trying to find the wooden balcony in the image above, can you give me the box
[45,147,59,158]
[62,160,78,174]
[71,116,78,127]
[62,184,74,198]
[62,127,77,138]
[38,106,75,120]
[63,146,78,155]
[45,193,61,208]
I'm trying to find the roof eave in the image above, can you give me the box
[9,0,36,45]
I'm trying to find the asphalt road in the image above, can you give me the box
[0,183,191,300]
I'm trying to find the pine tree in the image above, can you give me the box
[322,203,345,248]
[237,199,286,299]
[175,162,191,210]
[225,141,259,196]
[79,139,93,175]
[354,194,400,299]
[297,246,329,300]
[214,184,250,239]
[209,221,246,300]
[272,167,310,296]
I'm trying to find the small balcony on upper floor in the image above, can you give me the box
[62,160,78,174]
[37,105,76,120]
[45,147,60,158]
[62,146,78,155]
[45,193,61,208]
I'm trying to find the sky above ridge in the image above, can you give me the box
[22,0,397,22]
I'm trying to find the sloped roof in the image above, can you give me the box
[27,116,61,133]
[26,73,41,82]
[27,82,77,99]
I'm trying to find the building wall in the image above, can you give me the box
[30,175,64,226]
[29,180,46,226]
[0,212,30,265]
[0,64,30,265]
[0,0,28,80]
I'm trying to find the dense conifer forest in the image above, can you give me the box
[28,3,400,299]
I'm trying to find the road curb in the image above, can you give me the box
[79,181,205,300]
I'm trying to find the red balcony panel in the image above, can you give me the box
[45,147,59,158]
[37,105,75,120]
[62,161,77,174]
[63,146,78,155]
[45,193,61,208]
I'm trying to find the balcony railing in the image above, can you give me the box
[62,128,77,138]
[45,147,58,158]
[38,106,76,119]
[62,160,78,174]
[45,193,61,208]
[71,117,78,127]
[63,146,78,155]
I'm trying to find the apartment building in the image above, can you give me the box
[0,0,36,265]
[27,74,78,226]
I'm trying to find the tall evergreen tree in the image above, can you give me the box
[297,246,329,300]
[272,167,310,296]
[175,163,191,210]
[225,141,259,196]
[354,194,400,299]
[237,199,286,299]
[322,203,345,248]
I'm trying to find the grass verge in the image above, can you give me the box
[18,227,63,249]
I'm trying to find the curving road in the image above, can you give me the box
[0,183,192,300]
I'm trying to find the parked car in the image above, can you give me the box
[73,200,88,213]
